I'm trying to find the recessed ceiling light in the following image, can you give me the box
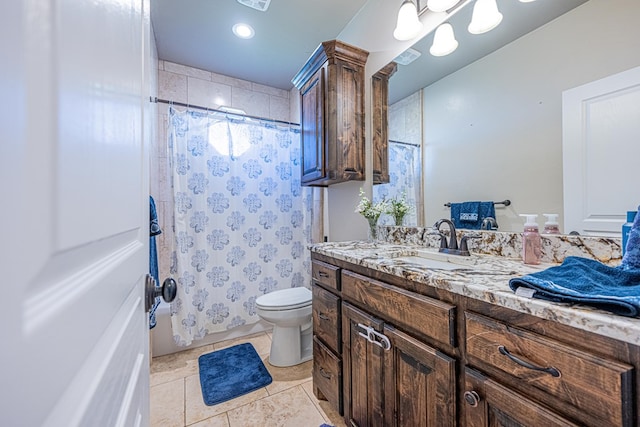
[232,23,254,39]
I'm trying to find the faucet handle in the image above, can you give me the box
[459,233,481,254]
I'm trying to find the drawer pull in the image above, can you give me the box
[463,390,480,407]
[318,312,330,321]
[498,345,561,378]
[318,271,330,278]
[319,367,332,379]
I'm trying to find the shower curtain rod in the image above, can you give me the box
[150,97,300,127]
[389,139,421,148]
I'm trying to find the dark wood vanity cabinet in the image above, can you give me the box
[311,260,343,414]
[311,253,639,427]
[292,40,368,186]
[341,270,457,427]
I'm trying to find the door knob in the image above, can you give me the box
[145,274,177,312]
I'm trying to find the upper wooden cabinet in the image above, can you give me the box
[372,62,397,185]
[292,40,369,186]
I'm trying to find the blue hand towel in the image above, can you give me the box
[620,206,640,271]
[509,256,640,317]
[149,195,162,329]
[450,201,496,230]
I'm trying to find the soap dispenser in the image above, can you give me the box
[542,214,561,234]
[520,214,541,265]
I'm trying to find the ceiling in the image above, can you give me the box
[151,0,589,104]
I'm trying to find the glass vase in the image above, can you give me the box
[367,217,379,242]
[393,214,405,226]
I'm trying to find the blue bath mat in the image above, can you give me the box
[198,342,272,406]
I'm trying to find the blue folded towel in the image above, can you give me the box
[450,201,496,230]
[620,206,640,271]
[509,256,640,317]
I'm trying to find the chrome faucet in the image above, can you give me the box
[481,217,498,230]
[433,219,481,256]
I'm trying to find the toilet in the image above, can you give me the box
[256,287,313,367]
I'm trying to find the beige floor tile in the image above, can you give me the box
[184,373,269,425]
[226,385,325,427]
[264,359,312,395]
[213,332,272,358]
[150,377,185,427]
[151,344,216,387]
[301,380,347,427]
[187,413,230,427]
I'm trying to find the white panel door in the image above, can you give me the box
[1,0,152,426]
[563,66,640,236]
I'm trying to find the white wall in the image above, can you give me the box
[421,0,640,232]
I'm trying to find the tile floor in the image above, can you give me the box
[150,331,347,427]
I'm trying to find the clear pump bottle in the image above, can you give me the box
[520,214,541,265]
[542,213,561,234]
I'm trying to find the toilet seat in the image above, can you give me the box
[256,287,312,311]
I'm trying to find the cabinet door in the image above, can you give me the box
[343,303,385,427]
[372,62,397,185]
[463,368,580,427]
[300,65,325,184]
[383,325,456,427]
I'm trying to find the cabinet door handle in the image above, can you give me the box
[318,312,330,321]
[370,329,391,351]
[356,323,391,351]
[463,390,480,407]
[498,345,561,378]
[318,271,329,278]
[319,367,332,379]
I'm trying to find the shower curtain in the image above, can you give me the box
[374,141,421,226]
[167,108,312,346]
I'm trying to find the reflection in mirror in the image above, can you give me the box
[381,0,640,235]
[374,92,423,226]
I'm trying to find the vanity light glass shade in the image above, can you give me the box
[429,23,458,56]
[426,0,459,13]
[393,0,423,41]
[468,0,503,34]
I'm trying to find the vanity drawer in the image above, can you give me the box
[341,270,456,348]
[465,311,633,427]
[312,260,341,291]
[313,336,343,415]
[313,284,341,353]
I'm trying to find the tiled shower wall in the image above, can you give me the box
[151,60,294,284]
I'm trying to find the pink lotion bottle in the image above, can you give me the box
[520,214,541,265]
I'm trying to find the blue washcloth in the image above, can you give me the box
[509,256,640,317]
[620,206,640,271]
[450,201,496,230]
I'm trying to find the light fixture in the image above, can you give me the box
[468,0,503,34]
[232,23,255,39]
[427,0,459,13]
[429,23,458,56]
[393,0,423,41]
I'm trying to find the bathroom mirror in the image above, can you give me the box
[381,0,639,234]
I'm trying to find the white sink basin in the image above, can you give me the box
[394,249,484,270]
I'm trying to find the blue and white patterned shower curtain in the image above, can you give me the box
[374,141,421,226]
[167,108,312,346]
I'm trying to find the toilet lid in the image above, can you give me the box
[256,287,312,310]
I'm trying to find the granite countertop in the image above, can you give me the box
[310,241,640,346]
